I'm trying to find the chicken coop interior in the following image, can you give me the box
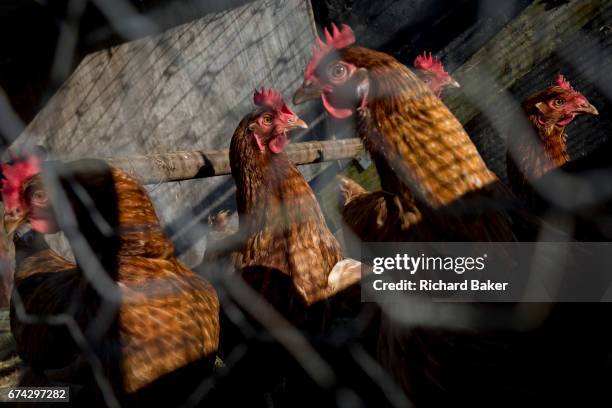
[0,0,611,406]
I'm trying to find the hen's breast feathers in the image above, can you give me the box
[238,158,343,305]
[508,117,569,183]
[11,258,83,371]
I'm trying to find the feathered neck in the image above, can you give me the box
[528,114,570,176]
[230,117,305,230]
[58,160,174,273]
[109,167,174,259]
[231,117,289,207]
[342,47,497,207]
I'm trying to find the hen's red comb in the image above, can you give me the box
[305,23,356,79]
[555,73,576,92]
[253,87,284,110]
[253,88,294,115]
[1,150,42,210]
[414,52,447,76]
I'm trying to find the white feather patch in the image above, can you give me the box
[327,258,363,295]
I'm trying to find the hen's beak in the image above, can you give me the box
[576,101,599,116]
[287,118,308,130]
[3,210,26,236]
[293,81,323,105]
[446,77,461,88]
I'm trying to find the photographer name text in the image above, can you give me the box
[372,279,508,291]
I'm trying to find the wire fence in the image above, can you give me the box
[0,0,611,406]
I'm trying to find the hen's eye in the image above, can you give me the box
[262,115,273,125]
[31,190,47,204]
[328,63,347,79]
[553,98,565,107]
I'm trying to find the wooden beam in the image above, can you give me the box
[106,138,364,184]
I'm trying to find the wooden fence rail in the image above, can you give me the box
[105,138,364,184]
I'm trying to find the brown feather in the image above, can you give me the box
[340,179,422,242]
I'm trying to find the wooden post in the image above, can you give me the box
[106,138,363,184]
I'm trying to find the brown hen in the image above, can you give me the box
[335,52,460,244]
[290,24,586,406]
[1,155,220,405]
[294,24,514,242]
[229,88,360,328]
[506,73,598,203]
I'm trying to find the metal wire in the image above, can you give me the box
[0,0,610,406]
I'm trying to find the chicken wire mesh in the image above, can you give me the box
[0,0,611,407]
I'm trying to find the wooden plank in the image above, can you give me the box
[13,0,319,266]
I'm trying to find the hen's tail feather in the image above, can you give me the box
[337,175,368,207]
[342,189,423,243]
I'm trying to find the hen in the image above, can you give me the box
[289,24,612,407]
[413,51,460,98]
[201,209,241,276]
[336,51,461,243]
[204,88,364,408]
[229,88,360,327]
[294,24,514,242]
[0,152,220,405]
[506,73,599,204]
